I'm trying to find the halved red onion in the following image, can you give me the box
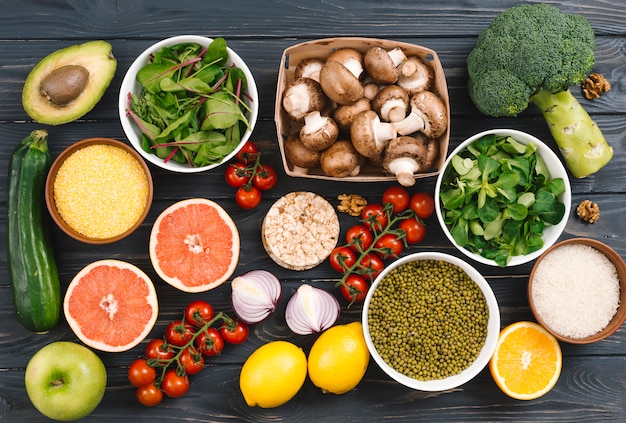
[231,270,282,324]
[285,284,340,335]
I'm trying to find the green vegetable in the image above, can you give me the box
[466,3,613,178]
[126,38,252,167]
[7,130,61,332]
[440,134,566,267]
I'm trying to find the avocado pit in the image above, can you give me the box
[40,65,89,106]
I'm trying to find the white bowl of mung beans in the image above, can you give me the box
[45,138,153,244]
[362,252,500,391]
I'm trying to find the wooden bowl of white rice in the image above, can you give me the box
[528,238,626,344]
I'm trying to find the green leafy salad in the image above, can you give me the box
[125,38,252,167]
[439,134,566,267]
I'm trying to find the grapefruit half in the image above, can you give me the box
[63,259,158,352]
[149,198,240,293]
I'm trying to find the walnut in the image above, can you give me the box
[576,200,600,223]
[337,193,368,216]
[581,73,611,100]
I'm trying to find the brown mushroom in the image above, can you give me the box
[383,134,430,186]
[294,58,325,82]
[350,110,397,158]
[423,138,440,170]
[299,111,339,151]
[394,91,447,138]
[371,85,409,123]
[326,48,364,80]
[364,46,407,85]
[332,97,371,133]
[283,135,322,174]
[320,139,362,177]
[282,77,327,123]
[397,56,433,95]
[319,60,365,106]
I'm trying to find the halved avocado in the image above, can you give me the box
[22,40,117,125]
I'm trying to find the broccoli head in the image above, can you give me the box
[467,3,612,178]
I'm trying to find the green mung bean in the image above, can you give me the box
[368,259,488,381]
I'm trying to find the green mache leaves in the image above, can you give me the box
[127,38,251,167]
[440,134,566,267]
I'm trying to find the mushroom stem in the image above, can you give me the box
[388,157,421,186]
[383,135,429,186]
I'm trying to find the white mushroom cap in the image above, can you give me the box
[320,139,362,177]
[319,60,365,106]
[371,85,409,123]
[394,91,447,138]
[299,111,339,151]
[350,110,397,158]
[282,77,327,122]
[397,56,433,95]
[383,134,429,186]
[364,46,407,85]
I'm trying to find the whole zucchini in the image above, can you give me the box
[7,129,60,332]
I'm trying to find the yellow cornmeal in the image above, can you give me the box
[53,144,150,239]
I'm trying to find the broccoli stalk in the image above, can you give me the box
[467,3,613,178]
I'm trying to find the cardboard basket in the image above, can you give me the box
[274,37,450,182]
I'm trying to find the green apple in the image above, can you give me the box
[25,341,107,421]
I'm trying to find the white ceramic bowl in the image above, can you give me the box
[362,252,500,391]
[118,35,259,173]
[435,129,571,267]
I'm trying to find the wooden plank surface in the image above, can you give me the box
[1,0,625,421]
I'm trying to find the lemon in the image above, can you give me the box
[239,341,307,408]
[308,321,370,394]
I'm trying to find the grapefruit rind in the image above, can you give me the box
[63,259,158,353]
[149,198,240,293]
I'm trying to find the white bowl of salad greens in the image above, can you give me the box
[435,129,571,267]
[119,35,259,173]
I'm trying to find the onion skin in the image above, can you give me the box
[231,270,282,324]
[285,284,340,335]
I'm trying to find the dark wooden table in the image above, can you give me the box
[1,1,625,421]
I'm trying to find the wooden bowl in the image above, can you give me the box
[45,138,153,244]
[528,238,626,344]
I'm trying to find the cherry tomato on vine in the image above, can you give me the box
[235,185,262,209]
[128,358,156,388]
[165,320,196,347]
[340,274,369,304]
[345,224,374,252]
[409,192,435,220]
[225,162,251,188]
[361,203,388,232]
[145,339,175,361]
[382,186,410,214]
[179,347,205,375]
[161,369,190,398]
[252,164,278,191]
[357,252,384,281]
[374,233,403,259]
[220,320,249,344]
[185,300,215,327]
[236,140,259,164]
[196,327,224,356]
[399,217,427,245]
[136,383,163,407]
[329,246,357,273]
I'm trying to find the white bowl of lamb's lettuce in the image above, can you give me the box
[119,35,258,173]
[435,129,571,267]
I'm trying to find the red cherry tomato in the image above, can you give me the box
[236,140,259,164]
[225,162,251,188]
[235,185,261,209]
[329,246,357,273]
[136,383,163,407]
[196,327,224,356]
[144,339,175,361]
[165,320,196,347]
[161,369,190,398]
[361,203,388,232]
[220,320,249,344]
[357,252,384,281]
[374,233,403,259]
[399,217,427,245]
[128,358,156,388]
[345,224,374,252]
[340,274,369,304]
[252,164,278,191]
[382,186,410,214]
[185,300,215,327]
[409,191,435,220]
[179,347,205,375]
